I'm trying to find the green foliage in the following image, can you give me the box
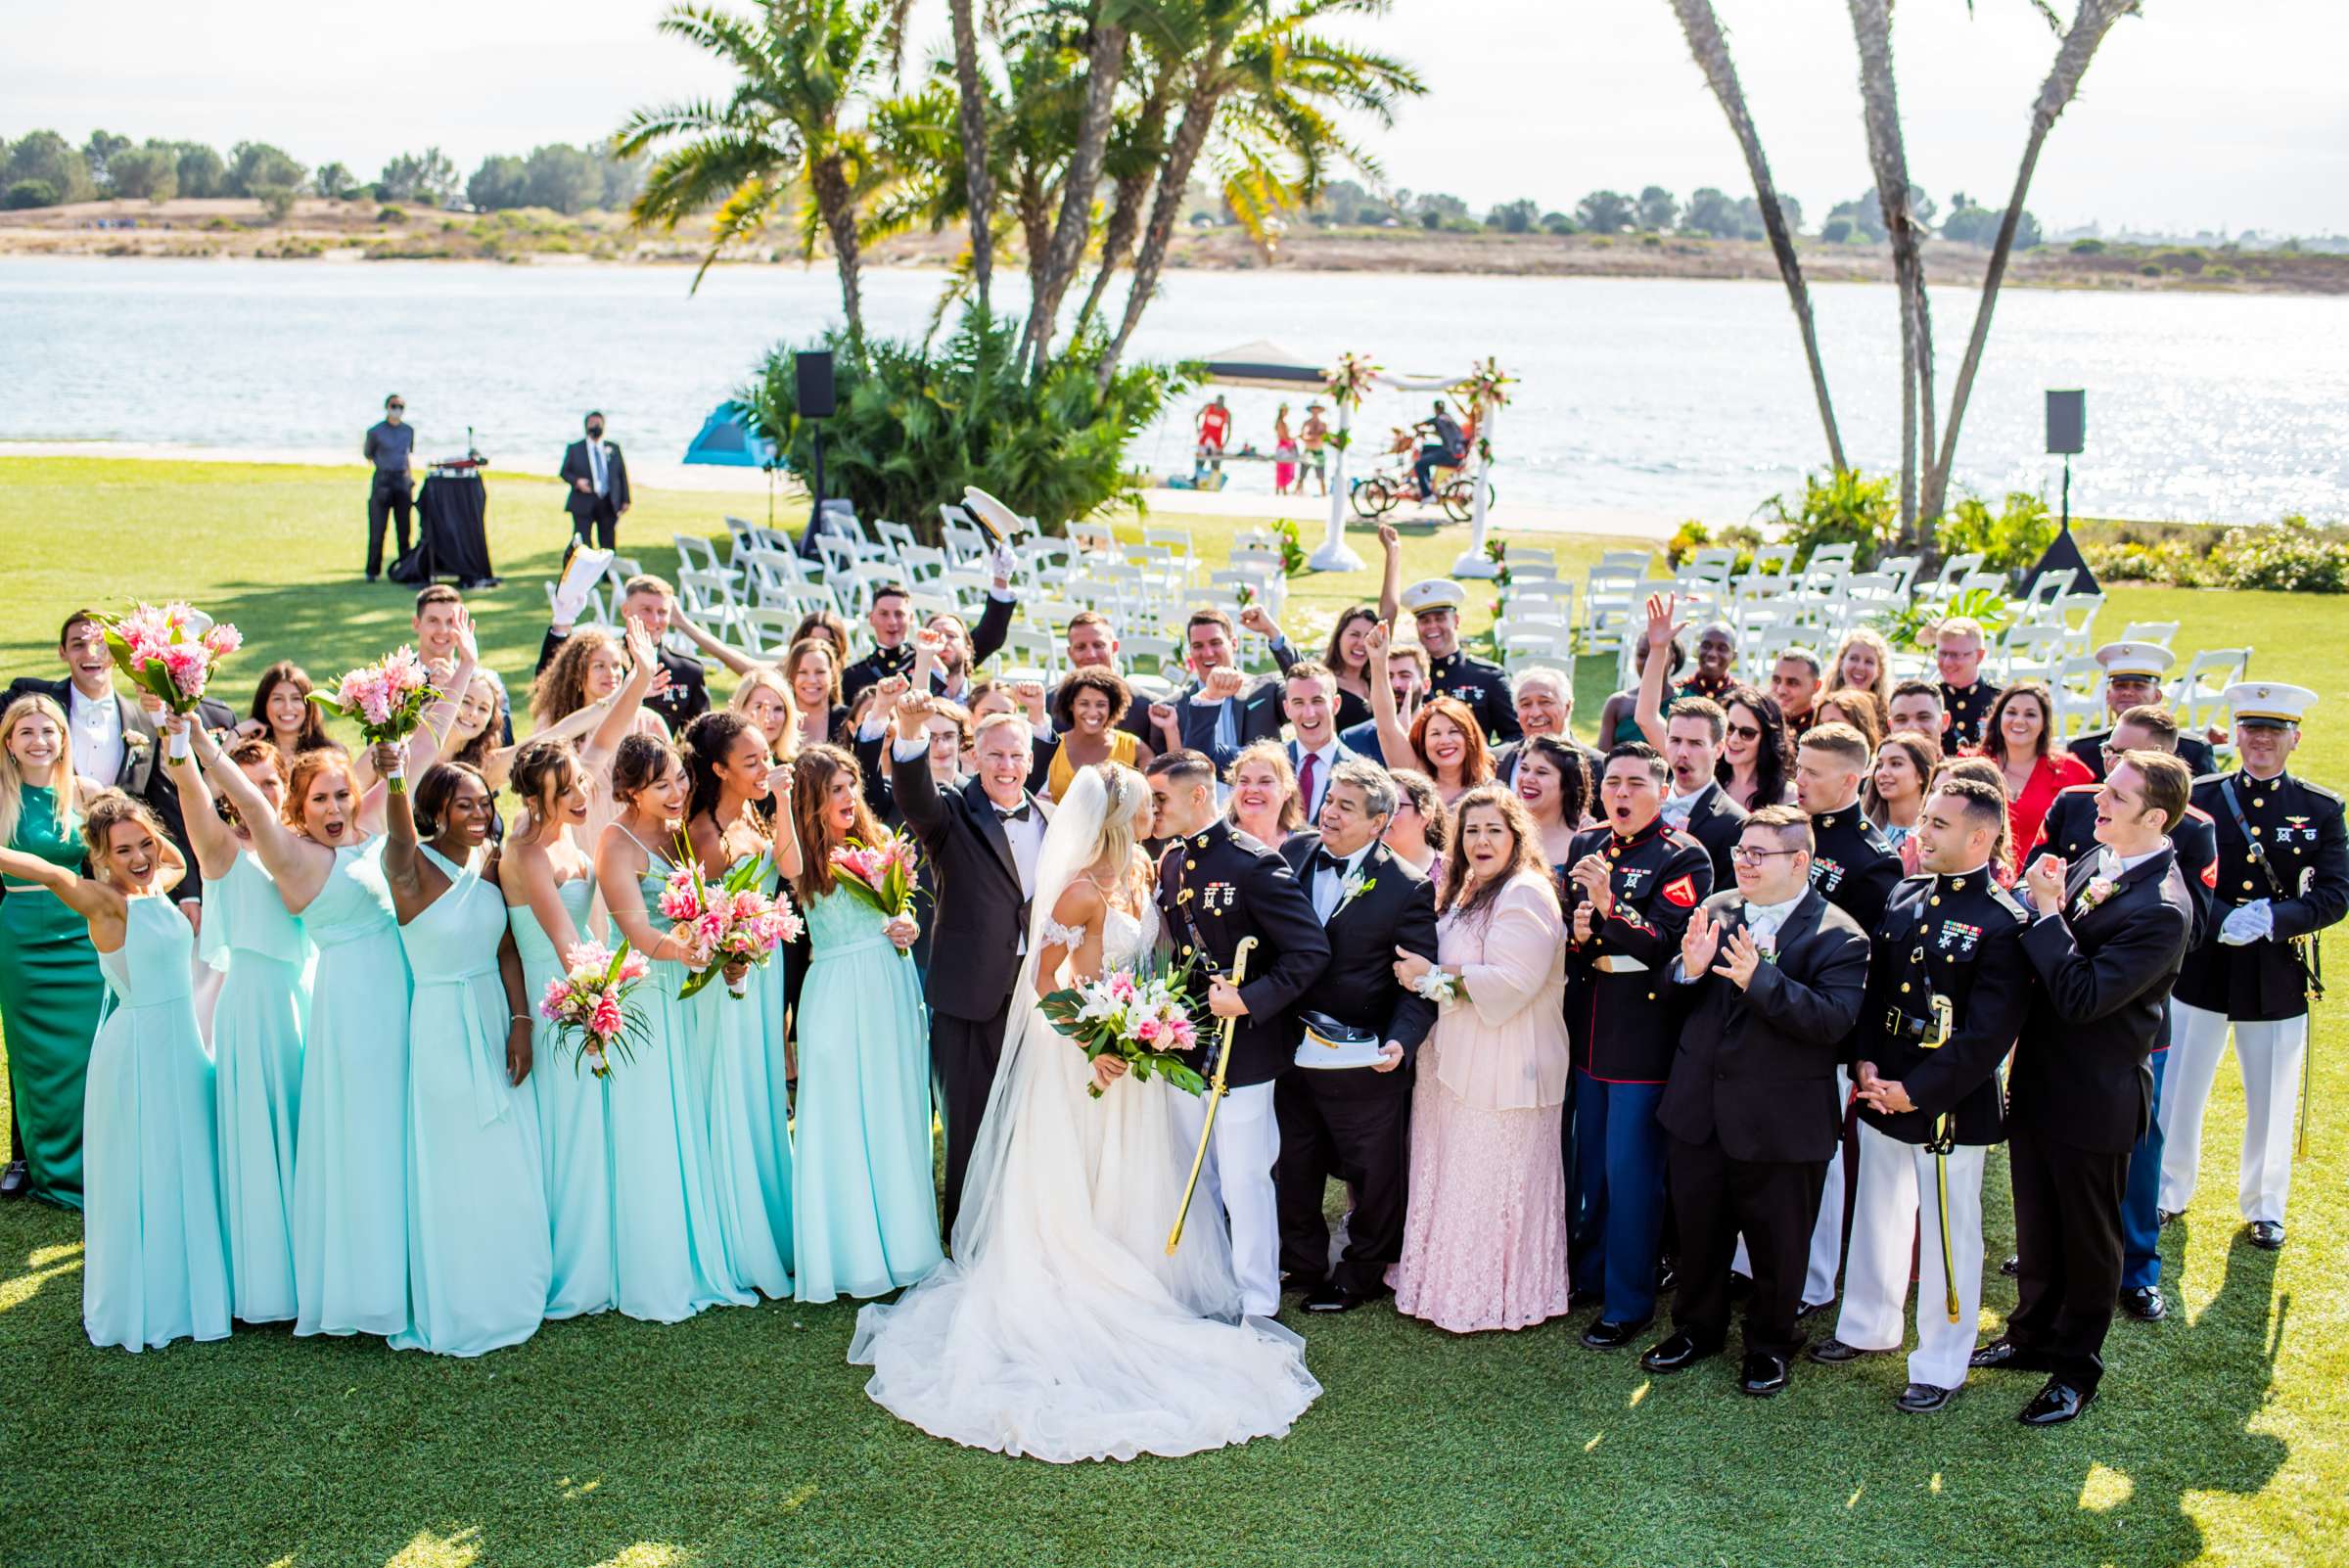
[1819,217,1854,244]
[2070,237,2106,254]
[742,309,1182,542]
[1272,520,1308,577]
[376,206,406,223]
[3,178,58,210]
[1665,521,1710,569]
[1935,489,2057,573]
[1667,520,1766,574]
[255,184,299,222]
[1485,198,1539,234]
[2,129,92,203]
[106,146,178,203]
[226,141,304,199]
[2216,515,2349,593]
[2085,538,2214,586]
[377,147,457,207]
[1757,469,1899,568]
[1878,586,2013,654]
[1574,189,1635,234]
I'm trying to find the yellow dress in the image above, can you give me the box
[1045,728,1138,801]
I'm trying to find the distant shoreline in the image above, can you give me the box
[5,196,2345,297]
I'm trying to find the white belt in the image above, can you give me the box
[1591,955,1650,975]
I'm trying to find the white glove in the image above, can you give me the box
[550,546,613,625]
[989,542,1018,582]
[2219,899,2274,946]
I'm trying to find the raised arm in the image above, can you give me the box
[1632,593,1684,752]
[669,608,766,679]
[887,688,951,845]
[1362,622,1416,773]
[190,724,334,909]
[380,743,433,921]
[1377,524,1404,628]
[160,715,242,879]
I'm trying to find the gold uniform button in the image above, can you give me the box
[1930,897,1942,907]
[2244,880,2256,892]
[1901,983,1912,993]
[1951,877,1966,890]
[2250,827,2263,838]
[1184,859,1196,870]
[1647,992,1657,1001]
[2251,798,2265,807]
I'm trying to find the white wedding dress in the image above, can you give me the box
[848,769,1320,1462]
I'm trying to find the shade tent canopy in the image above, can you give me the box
[1196,342,1462,395]
[681,401,779,469]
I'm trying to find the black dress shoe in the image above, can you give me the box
[2018,1376,2096,1426]
[1795,1299,1835,1323]
[1968,1337,2049,1373]
[2120,1285,2166,1322]
[2157,1208,2181,1227]
[1656,1258,1679,1294]
[1896,1382,1957,1413]
[1638,1330,1721,1373]
[2247,1221,2286,1251]
[1739,1352,1791,1397]
[0,1160,26,1199]
[1726,1271,1754,1301]
[1806,1336,1886,1365]
[1999,1254,2019,1277]
[1582,1316,1651,1350]
[1304,1283,1361,1314]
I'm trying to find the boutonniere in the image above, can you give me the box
[1337,871,1376,913]
[2076,877,2119,913]
[123,730,152,755]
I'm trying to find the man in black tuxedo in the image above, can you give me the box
[841,557,1018,709]
[1643,807,1870,1397]
[1148,610,1285,770]
[1148,750,1330,1317]
[1659,695,1748,887]
[1273,762,1440,1312]
[1973,751,2195,1426]
[559,411,630,549]
[537,573,709,735]
[889,688,1050,1235]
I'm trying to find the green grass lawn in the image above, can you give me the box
[1,457,2344,1566]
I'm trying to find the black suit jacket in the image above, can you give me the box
[534,626,708,735]
[1674,782,1749,889]
[1173,673,1286,770]
[1155,818,1330,1088]
[892,749,1042,1023]
[1279,832,1440,1061]
[559,438,630,519]
[1658,888,1871,1163]
[2031,786,2220,949]
[2010,848,2194,1154]
[2068,726,2217,782]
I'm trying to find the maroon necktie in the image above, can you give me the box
[1297,750,1318,817]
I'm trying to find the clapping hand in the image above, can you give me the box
[1572,899,1595,943]
[1681,906,1723,977]
[1568,853,1615,918]
[2024,853,2067,916]
[1712,925,1763,990]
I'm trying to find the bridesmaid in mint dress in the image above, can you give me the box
[165,734,310,1324]
[787,745,941,1304]
[503,739,617,1318]
[1,785,230,1351]
[384,761,551,1356]
[682,711,801,1298]
[593,733,755,1321]
[0,695,106,1208]
[198,727,412,1339]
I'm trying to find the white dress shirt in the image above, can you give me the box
[1661,780,1710,831]
[69,687,125,785]
[1309,841,1372,924]
[1291,737,1343,822]
[586,438,609,496]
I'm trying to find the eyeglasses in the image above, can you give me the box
[1729,846,1804,866]
[1727,722,1762,740]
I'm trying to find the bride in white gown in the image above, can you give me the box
[848,762,1320,1462]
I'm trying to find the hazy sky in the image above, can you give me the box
[6,0,2343,236]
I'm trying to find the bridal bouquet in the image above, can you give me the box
[828,831,922,957]
[539,940,654,1078]
[311,648,440,782]
[1040,956,1210,1100]
[102,602,243,719]
[659,850,800,999]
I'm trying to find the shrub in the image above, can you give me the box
[3,178,59,209]
[255,183,299,222]
[1820,218,1853,244]
[1665,520,1711,569]
[2069,237,2106,254]
[1757,469,1898,568]
[376,205,406,223]
[1668,520,1766,575]
[1879,586,2013,653]
[742,310,1183,544]
[2140,263,2162,277]
[2216,516,2349,592]
[1935,489,2058,573]
[2084,539,2212,586]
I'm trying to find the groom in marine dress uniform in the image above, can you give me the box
[1146,750,1330,1318]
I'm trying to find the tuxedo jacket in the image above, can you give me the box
[1674,781,1749,889]
[892,749,1044,1023]
[2010,848,2194,1154]
[2031,785,2220,949]
[534,627,708,735]
[1172,674,1286,770]
[559,438,630,519]
[1155,818,1330,1088]
[1279,832,1440,1061]
[1658,888,1871,1164]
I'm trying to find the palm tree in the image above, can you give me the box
[1666,0,1846,474]
[1021,6,1133,377]
[1921,0,2140,525]
[618,0,896,338]
[1847,0,1933,539]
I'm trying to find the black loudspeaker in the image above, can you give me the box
[2046,389,2085,455]
[795,350,837,419]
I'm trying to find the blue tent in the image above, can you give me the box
[681,401,779,469]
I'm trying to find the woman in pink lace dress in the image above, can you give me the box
[1388,786,1572,1333]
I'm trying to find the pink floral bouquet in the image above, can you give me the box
[538,939,654,1077]
[660,849,800,999]
[311,648,441,780]
[827,831,922,956]
[101,602,243,715]
[1040,954,1208,1099]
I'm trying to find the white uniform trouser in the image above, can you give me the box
[1731,1066,1848,1306]
[2159,1000,2308,1224]
[1170,1080,1282,1316]
[1833,1121,1986,1393]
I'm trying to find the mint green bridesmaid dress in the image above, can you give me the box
[391,845,550,1356]
[511,874,616,1318]
[292,840,411,1339]
[686,853,792,1298]
[202,851,309,1324]
[83,896,232,1351]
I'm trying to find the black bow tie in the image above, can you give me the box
[1313,849,1352,875]
[996,803,1033,823]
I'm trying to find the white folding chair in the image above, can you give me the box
[1122,635,1181,678]
[2171,647,2252,734]
[2120,622,2180,647]
[673,532,729,580]
[1922,552,1985,603]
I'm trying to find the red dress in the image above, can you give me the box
[2004,752,2096,861]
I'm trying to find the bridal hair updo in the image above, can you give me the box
[1090,761,1148,876]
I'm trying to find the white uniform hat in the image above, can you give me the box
[2224,681,2317,728]
[2093,641,2175,681]
[1400,578,1466,616]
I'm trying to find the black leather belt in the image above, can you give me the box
[1881,1009,1934,1043]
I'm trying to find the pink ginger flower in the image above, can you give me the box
[201,623,243,658]
[658,874,702,921]
[615,950,651,986]
[539,977,573,1021]
[161,643,209,696]
[588,991,624,1039]
[567,941,615,977]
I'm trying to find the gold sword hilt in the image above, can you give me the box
[1168,937,1256,1255]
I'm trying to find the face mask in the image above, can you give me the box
[587,424,605,438]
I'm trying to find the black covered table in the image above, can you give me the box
[392,472,497,588]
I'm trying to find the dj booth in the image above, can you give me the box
[390,458,499,589]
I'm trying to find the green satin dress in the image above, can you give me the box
[0,784,105,1208]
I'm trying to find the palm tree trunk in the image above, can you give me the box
[1848,0,1929,541]
[811,153,864,343]
[1921,0,2137,525]
[1074,79,1173,340]
[1100,51,1229,391]
[1024,18,1128,377]
[1667,0,1846,473]
[947,0,994,318]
